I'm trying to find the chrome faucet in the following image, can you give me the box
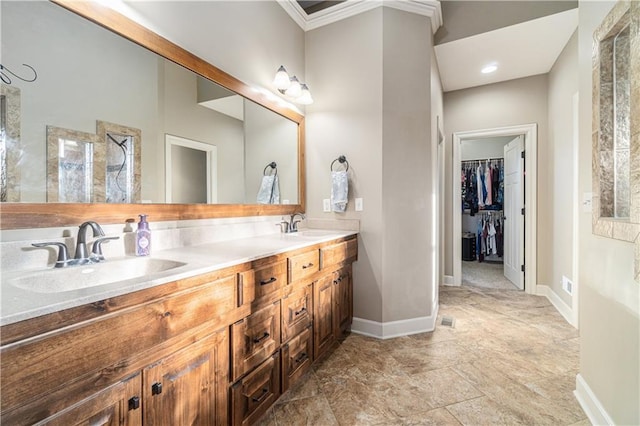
[32,221,120,268]
[74,221,105,264]
[289,213,305,233]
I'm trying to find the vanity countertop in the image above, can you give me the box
[0,230,357,327]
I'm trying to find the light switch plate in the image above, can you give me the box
[323,199,331,212]
[582,192,593,212]
[355,198,363,211]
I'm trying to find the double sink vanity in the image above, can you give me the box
[0,226,358,425]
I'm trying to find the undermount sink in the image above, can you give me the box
[9,257,187,294]
[288,230,339,237]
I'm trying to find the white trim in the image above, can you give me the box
[571,92,580,328]
[351,301,439,339]
[452,124,538,294]
[536,285,576,328]
[278,0,442,33]
[574,374,615,426]
[443,275,455,286]
[165,134,217,204]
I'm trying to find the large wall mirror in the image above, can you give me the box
[0,0,305,229]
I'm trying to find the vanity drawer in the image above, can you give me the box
[320,237,358,270]
[281,284,312,343]
[232,352,281,426]
[240,260,287,306]
[281,326,313,393]
[231,301,281,382]
[288,249,320,283]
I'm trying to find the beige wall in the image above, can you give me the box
[306,7,438,325]
[382,8,434,322]
[306,9,384,323]
[443,75,550,285]
[577,1,640,424]
[547,31,579,306]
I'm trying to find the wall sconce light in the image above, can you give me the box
[273,65,313,105]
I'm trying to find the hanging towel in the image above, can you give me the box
[257,174,280,204]
[331,170,348,212]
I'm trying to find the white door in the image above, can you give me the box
[503,136,525,289]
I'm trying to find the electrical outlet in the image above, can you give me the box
[562,276,573,295]
[323,199,331,212]
[355,198,363,211]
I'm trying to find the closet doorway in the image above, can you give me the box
[452,124,538,294]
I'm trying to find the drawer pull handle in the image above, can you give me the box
[151,382,163,396]
[253,332,270,344]
[294,307,307,316]
[260,277,277,286]
[252,387,270,403]
[294,352,308,364]
[302,262,314,269]
[128,396,140,410]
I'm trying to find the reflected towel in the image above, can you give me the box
[257,174,280,204]
[331,170,348,212]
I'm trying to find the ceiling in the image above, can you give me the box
[434,8,578,92]
[281,1,578,93]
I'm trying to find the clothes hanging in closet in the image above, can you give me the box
[461,159,504,215]
[475,212,504,263]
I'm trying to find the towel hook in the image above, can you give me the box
[263,161,277,176]
[330,155,349,172]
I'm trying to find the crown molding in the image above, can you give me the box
[278,0,442,33]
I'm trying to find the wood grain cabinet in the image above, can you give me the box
[231,352,281,426]
[35,373,142,426]
[0,234,357,426]
[143,328,229,426]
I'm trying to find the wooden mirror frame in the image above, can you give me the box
[0,0,305,230]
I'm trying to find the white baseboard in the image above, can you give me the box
[574,374,615,426]
[443,275,455,286]
[352,301,439,339]
[536,284,577,328]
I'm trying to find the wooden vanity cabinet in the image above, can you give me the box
[35,373,143,426]
[143,328,229,426]
[1,234,357,426]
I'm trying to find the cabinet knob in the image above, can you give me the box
[128,396,140,410]
[151,382,163,395]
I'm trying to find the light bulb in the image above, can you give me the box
[297,84,313,105]
[481,64,498,74]
[273,65,291,91]
[285,76,302,98]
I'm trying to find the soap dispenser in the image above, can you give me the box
[135,214,151,256]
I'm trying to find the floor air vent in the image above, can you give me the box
[441,316,456,327]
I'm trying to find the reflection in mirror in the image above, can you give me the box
[0,85,20,202]
[46,126,101,203]
[165,135,217,204]
[1,0,299,205]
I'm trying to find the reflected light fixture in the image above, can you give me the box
[481,63,498,74]
[273,65,313,105]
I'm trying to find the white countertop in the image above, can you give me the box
[0,230,357,326]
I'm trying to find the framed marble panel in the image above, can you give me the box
[46,126,103,203]
[592,0,640,281]
[96,121,141,203]
[0,85,21,202]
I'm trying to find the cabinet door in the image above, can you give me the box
[38,373,142,426]
[281,326,313,393]
[231,301,281,382]
[281,284,312,343]
[231,352,281,426]
[313,275,335,360]
[333,266,353,340]
[143,328,229,426]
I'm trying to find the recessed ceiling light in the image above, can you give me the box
[481,64,498,74]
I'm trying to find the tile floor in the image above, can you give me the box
[257,285,587,425]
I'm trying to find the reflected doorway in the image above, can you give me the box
[165,134,217,204]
